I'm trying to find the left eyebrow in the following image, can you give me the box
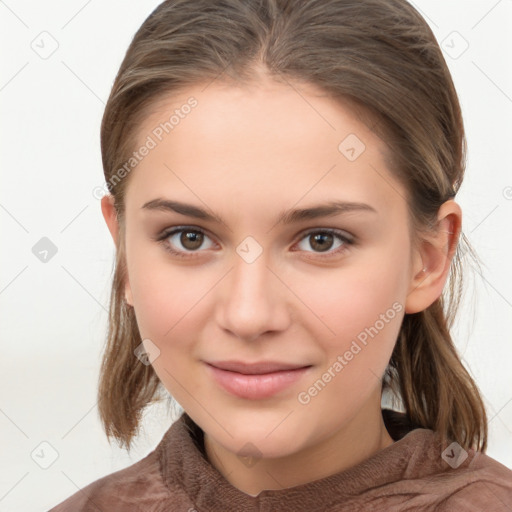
[276,200,377,225]
[141,198,377,226]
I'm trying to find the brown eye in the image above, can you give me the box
[158,227,215,257]
[179,230,204,250]
[295,229,353,258]
[309,232,334,252]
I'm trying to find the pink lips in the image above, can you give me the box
[205,360,312,400]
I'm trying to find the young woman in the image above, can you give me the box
[50,0,512,510]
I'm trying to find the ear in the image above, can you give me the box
[100,195,133,306]
[101,194,119,246]
[405,199,462,314]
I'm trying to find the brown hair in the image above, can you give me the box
[98,0,487,452]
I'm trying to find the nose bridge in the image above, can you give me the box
[217,246,287,341]
[231,251,271,302]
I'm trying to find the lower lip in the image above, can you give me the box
[205,363,311,400]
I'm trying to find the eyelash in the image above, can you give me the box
[155,226,354,260]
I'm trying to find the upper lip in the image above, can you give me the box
[206,360,311,375]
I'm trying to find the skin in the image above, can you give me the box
[101,76,461,497]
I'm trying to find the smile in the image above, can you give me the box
[204,362,312,400]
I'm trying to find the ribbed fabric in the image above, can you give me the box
[49,411,512,511]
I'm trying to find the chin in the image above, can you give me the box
[206,414,310,459]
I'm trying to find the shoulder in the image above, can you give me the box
[380,420,512,512]
[48,415,201,512]
[401,431,512,511]
[382,410,512,510]
[48,448,171,512]
[434,450,512,511]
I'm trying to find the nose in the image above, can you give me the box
[215,251,291,342]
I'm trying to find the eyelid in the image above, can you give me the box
[155,225,355,258]
[296,227,354,244]
[156,225,213,242]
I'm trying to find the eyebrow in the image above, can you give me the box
[141,198,377,225]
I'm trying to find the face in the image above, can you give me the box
[118,77,418,460]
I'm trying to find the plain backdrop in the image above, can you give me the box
[0,1,511,510]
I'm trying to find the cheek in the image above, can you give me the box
[128,259,205,395]
[126,244,217,355]
[294,259,405,405]
[130,270,201,340]
[297,270,404,415]
[300,263,405,345]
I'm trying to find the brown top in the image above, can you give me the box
[49,410,512,511]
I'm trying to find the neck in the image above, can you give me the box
[203,401,394,497]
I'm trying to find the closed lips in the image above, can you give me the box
[206,361,312,375]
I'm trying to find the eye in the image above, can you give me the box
[155,226,354,260]
[156,226,215,258]
[294,229,354,258]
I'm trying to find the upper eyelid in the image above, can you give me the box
[158,225,216,245]
[299,226,353,241]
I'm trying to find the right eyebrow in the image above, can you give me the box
[142,199,225,224]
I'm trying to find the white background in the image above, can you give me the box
[0,1,511,510]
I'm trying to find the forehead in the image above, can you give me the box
[125,79,406,219]
[136,78,383,157]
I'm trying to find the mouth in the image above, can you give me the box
[206,360,312,375]
[204,360,313,400]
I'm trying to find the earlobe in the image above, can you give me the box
[124,281,134,307]
[404,200,462,314]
